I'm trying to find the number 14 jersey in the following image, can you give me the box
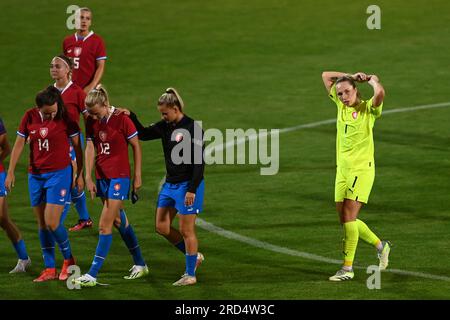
[17,108,80,174]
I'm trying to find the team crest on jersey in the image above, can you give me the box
[99,131,107,142]
[352,112,358,119]
[74,47,82,57]
[114,183,121,191]
[39,127,48,138]
[60,189,67,197]
[175,132,184,142]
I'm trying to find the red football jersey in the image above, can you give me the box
[56,81,87,125]
[17,108,80,174]
[62,31,107,89]
[0,117,6,172]
[86,111,138,179]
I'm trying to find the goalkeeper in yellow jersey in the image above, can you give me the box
[321,71,391,281]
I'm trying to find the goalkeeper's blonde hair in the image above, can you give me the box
[158,87,184,112]
[85,84,109,108]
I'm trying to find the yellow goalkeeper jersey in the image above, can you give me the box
[329,84,383,169]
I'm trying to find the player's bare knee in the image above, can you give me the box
[179,226,195,238]
[155,223,170,236]
[36,220,46,229]
[0,211,6,223]
[46,221,59,231]
[0,216,8,229]
[98,225,113,235]
[113,216,122,228]
[342,206,357,222]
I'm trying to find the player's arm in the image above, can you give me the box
[129,136,142,192]
[185,124,205,206]
[128,111,162,141]
[185,161,204,207]
[367,75,385,108]
[71,134,84,192]
[84,139,96,199]
[5,135,26,192]
[0,133,11,163]
[83,60,105,94]
[114,108,163,140]
[321,71,368,93]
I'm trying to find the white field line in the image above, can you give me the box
[211,101,450,151]
[161,101,450,282]
[196,218,450,282]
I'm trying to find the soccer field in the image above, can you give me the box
[0,0,449,300]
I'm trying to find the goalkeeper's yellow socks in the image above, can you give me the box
[356,219,383,251]
[343,221,359,270]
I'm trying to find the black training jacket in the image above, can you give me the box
[129,111,204,193]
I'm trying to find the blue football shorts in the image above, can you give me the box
[96,177,130,201]
[157,179,205,215]
[28,165,72,207]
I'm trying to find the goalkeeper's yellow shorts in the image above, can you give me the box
[334,166,375,204]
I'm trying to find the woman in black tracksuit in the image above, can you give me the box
[117,87,205,286]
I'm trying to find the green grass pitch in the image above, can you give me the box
[0,0,449,299]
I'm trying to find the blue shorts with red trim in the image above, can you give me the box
[0,172,6,197]
[96,178,130,200]
[157,180,204,215]
[28,165,72,207]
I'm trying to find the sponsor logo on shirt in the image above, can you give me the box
[74,47,82,57]
[99,131,107,142]
[175,133,184,142]
[39,127,48,138]
[352,112,358,119]
[30,130,36,134]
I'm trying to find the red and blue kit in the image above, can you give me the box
[63,31,107,89]
[17,108,80,174]
[56,81,87,161]
[86,111,138,200]
[57,81,87,125]
[17,109,80,206]
[0,117,7,197]
[0,117,6,173]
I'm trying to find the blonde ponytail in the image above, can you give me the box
[85,84,109,108]
[158,87,184,112]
